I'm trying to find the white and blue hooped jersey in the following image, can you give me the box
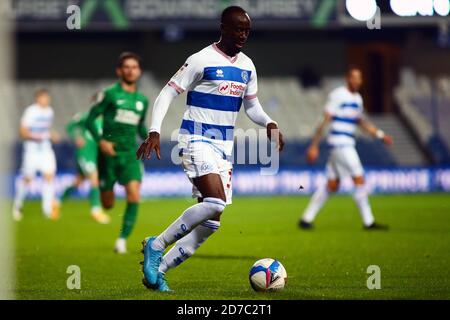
[20,104,54,152]
[325,86,364,147]
[168,43,258,156]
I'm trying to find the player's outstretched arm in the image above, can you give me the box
[86,92,116,156]
[307,113,332,163]
[358,118,394,146]
[136,85,178,160]
[243,97,284,151]
[66,115,85,148]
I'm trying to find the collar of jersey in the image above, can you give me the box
[212,43,239,64]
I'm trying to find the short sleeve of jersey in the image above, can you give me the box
[324,90,340,115]
[168,54,203,94]
[244,62,258,99]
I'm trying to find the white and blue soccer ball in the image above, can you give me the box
[249,258,287,292]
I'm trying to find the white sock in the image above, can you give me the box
[14,179,28,210]
[302,186,329,223]
[42,180,55,217]
[151,197,226,251]
[159,220,220,274]
[353,185,375,227]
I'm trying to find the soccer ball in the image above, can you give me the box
[249,258,287,292]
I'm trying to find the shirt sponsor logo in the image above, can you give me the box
[218,81,230,95]
[114,109,140,125]
[218,81,246,97]
[117,99,126,105]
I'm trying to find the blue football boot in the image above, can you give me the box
[141,237,164,286]
[156,272,172,292]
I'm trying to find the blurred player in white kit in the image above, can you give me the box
[13,89,60,221]
[299,67,393,230]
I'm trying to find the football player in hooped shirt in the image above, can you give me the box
[299,67,393,230]
[137,6,284,291]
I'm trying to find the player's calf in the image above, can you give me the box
[141,198,226,286]
[100,191,115,209]
[159,220,220,274]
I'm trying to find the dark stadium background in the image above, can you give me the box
[9,0,450,198]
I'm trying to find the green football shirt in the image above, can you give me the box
[86,82,149,153]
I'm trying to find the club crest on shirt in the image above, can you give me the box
[241,71,249,84]
[136,101,144,111]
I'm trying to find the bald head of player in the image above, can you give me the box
[217,6,251,57]
[346,67,363,93]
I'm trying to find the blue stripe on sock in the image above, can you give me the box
[201,222,220,230]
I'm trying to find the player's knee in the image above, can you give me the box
[353,176,365,185]
[23,176,32,184]
[43,174,54,182]
[327,180,339,192]
[203,197,226,215]
[127,194,140,203]
[90,180,99,188]
[88,173,99,187]
[126,189,140,203]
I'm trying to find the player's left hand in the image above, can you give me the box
[137,131,161,160]
[51,131,61,144]
[75,137,85,148]
[383,134,394,146]
[267,122,284,152]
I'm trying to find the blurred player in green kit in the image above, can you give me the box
[61,99,111,224]
[86,52,149,254]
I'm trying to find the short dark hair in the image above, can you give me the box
[117,52,142,68]
[347,65,362,75]
[221,6,247,24]
[35,88,49,98]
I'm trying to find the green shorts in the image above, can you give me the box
[76,143,98,176]
[98,151,144,192]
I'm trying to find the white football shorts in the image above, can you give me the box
[21,145,56,177]
[326,145,364,180]
[180,140,233,204]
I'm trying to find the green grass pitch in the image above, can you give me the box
[14,194,450,299]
